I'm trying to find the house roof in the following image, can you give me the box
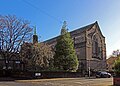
[107,56,119,66]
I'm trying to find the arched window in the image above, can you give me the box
[92,36,98,57]
[92,34,102,59]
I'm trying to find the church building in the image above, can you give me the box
[44,21,107,72]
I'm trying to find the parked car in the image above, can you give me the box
[96,71,111,78]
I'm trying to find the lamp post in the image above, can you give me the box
[88,66,90,78]
[88,60,90,78]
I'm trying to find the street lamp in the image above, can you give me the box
[88,59,91,78]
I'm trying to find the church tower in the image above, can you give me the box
[33,26,38,44]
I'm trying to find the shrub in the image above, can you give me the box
[114,57,120,76]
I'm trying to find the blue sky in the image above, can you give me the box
[0,0,120,57]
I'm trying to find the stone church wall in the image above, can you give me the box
[44,22,107,72]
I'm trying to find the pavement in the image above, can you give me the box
[0,77,113,86]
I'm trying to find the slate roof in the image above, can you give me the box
[70,22,95,34]
[44,21,104,43]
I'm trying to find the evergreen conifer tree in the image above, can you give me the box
[54,21,78,72]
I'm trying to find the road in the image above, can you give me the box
[0,77,113,86]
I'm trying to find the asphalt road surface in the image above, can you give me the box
[0,77,113,86]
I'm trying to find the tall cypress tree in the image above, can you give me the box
[54,21,78,72]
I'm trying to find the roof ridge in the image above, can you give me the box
[44,21,97,42]
[70,21,96,33]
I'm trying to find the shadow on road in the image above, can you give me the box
[0,77,15,81]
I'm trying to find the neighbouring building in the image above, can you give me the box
[107,56,119,71]
[44,21,107,73]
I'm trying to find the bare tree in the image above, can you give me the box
[33,43,53,70]
[0,15,32,70]
[20,42,33,70]
[20,42,53,71]
[112,50,120,57]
